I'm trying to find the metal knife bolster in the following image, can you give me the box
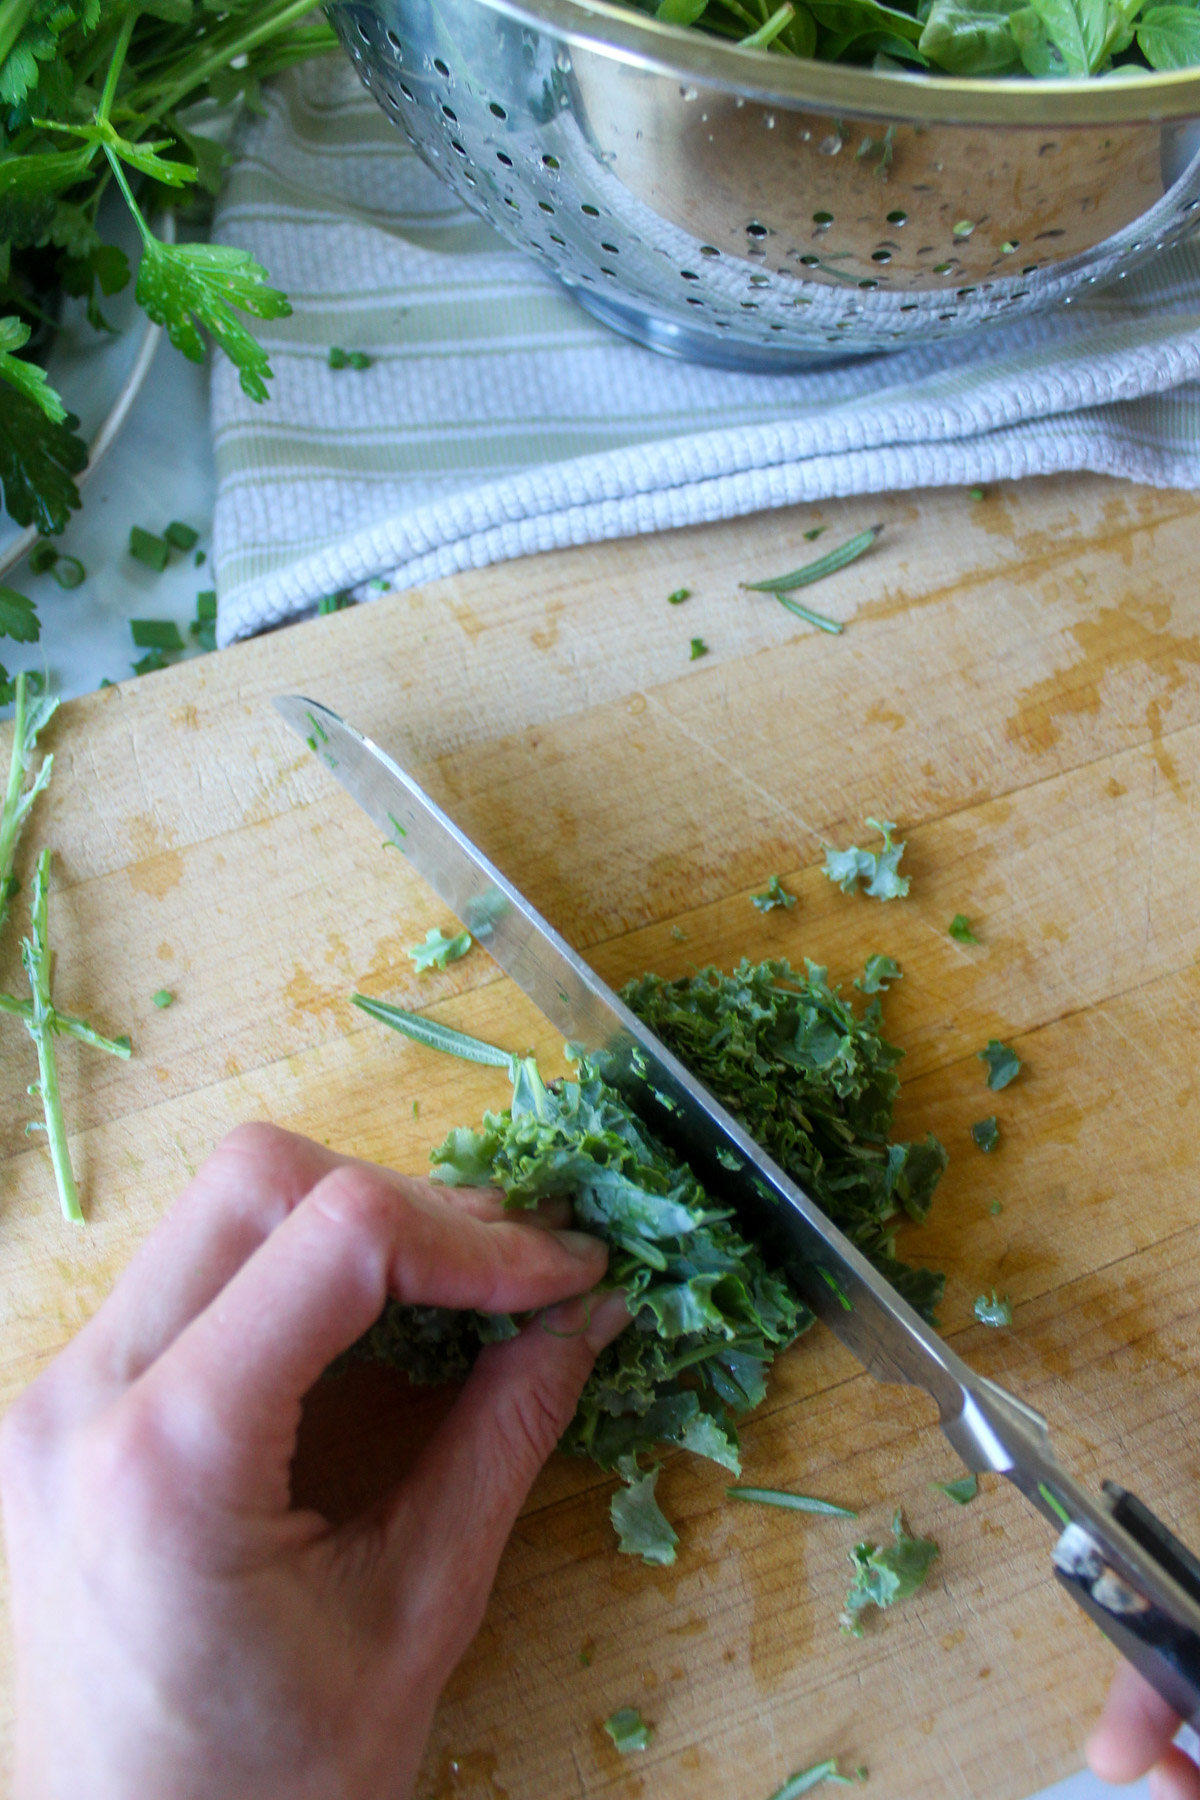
[275,693,1200,1733]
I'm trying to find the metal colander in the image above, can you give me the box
[328,0,1200,367]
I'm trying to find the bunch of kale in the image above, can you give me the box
[351,958,946,1484]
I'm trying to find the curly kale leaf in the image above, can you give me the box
[841,1508,939,1634]
[349,959,946,1526]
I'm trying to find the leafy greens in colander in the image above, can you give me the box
[348,958,947,1552]
[625,0,1200,74]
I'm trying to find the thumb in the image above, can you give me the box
[383,1289,628,1673]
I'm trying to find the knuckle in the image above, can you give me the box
[308,1166,399,1265]
[214,1119,297,1167]
[75,1391,181,1525]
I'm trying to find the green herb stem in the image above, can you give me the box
[96,8,139,128]
[351,993,512,1066]
[739,1,795,45]
[727,1486,857,1517]
[22,851,80,1222]
[771,594,844,634]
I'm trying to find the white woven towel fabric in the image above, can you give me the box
[210,55,1200,646]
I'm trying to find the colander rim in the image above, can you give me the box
[438,0,1200,124]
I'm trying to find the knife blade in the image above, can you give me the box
[276,692,1200,1727]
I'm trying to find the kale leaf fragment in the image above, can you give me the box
[974,1289,1013,1326]
[824,820,909,901]
[979,1039,1021,1090]
[604,1707,654,1753]
[407,927,472,972]
[752,875,797,912]
[841,1508,938,1634]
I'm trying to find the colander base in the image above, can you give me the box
[567,285,867,373]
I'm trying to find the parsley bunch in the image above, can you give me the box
[349,958,947,1546]
[0,0,336,539]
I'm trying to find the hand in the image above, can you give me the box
[1,1123,627,1800]
[1087,1662,1200,1799]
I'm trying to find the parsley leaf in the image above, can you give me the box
[611,1457,679,1566]
[134,234,291,405]
[974,1289,1013,1326]
[667,587,691,604]
[824,818,909,901]
[971,1115,999,1152]
[948,913,980,944]
[841,1509,938,1634]
[752,875,797,912]
[407,927,472,972]
[855,953,901,994]
[689,636,709,660]
[979,1039,1021,1090]
[0,315,67,423]
[604,1707,654,1753]
[151,989,173,1008]
[931,1474,979,1504]
[0,589,41,643]
[0,381,85,535]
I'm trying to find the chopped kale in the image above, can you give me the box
[751,875,797,913]
[824,820,909,901]
[407,927,472,972]
[604,1707,654,1753]
[855,954,901,995]
[979,1040,1021,1090]
[611,1457,679,1566]
[767,1763,867,1799]
[841,1509,938,1634]
[971,1116,999,1152]
[931,1474,978,1504]
[948,914,979,944]
[974,1290,1013,1327]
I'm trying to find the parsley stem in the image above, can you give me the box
[0,672,31,933]
[23,851,81,1223]
[96,8,139,128]
[739,2,795,46]
[129,0,326,125]
[102,147,152,246]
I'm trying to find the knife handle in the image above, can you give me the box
[1052,1484,1200,1732]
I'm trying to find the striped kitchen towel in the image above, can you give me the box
[210,54,1200,647]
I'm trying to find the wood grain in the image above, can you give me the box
[0,472,1197,1800]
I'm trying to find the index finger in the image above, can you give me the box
[135,1159,608,1509]
[1087,1659,1185,1784]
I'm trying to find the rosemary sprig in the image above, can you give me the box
[726,1486,858,1517]
[742,526,880,595]
[351,993,512,1067]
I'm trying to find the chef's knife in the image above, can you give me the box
[276,693,1200,1728]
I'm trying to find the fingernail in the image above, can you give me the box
[556,1229,608,1263]
[584,1289,631,1352]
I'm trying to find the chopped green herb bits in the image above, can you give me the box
[164,521,199,551]
[931,1474,978,1504]
[407,927,472,972]
[742,525,878,595]
[130,619,185,652]
[128,526,170,571]
[971,1116,999,1152]
[768,1761,867,1799]
[751,875,797,913]
[979,1040,1021,1090]
[195,590,217,621]
[329,347,372,370]
[974,1289,1013,1327]
[727,1486,857,1518]
[689,636,709,660]
[968,486,985,501]
[328,346,348,368]
[667,587,691,604]
[670,925,686,942]
[824,819,909,901]
[194,549,206,567]
[989,1199,1003,1216]
[841,1509,938,1635]
[151,989,174,1009]
[948,913,980,944]
[855,954,901,994]
[604,1707,654,1753]
[348,350,371,369]
[802,526,826,542]
[131,649,170,676]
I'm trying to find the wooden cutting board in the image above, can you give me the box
[0,472,1198,1800]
